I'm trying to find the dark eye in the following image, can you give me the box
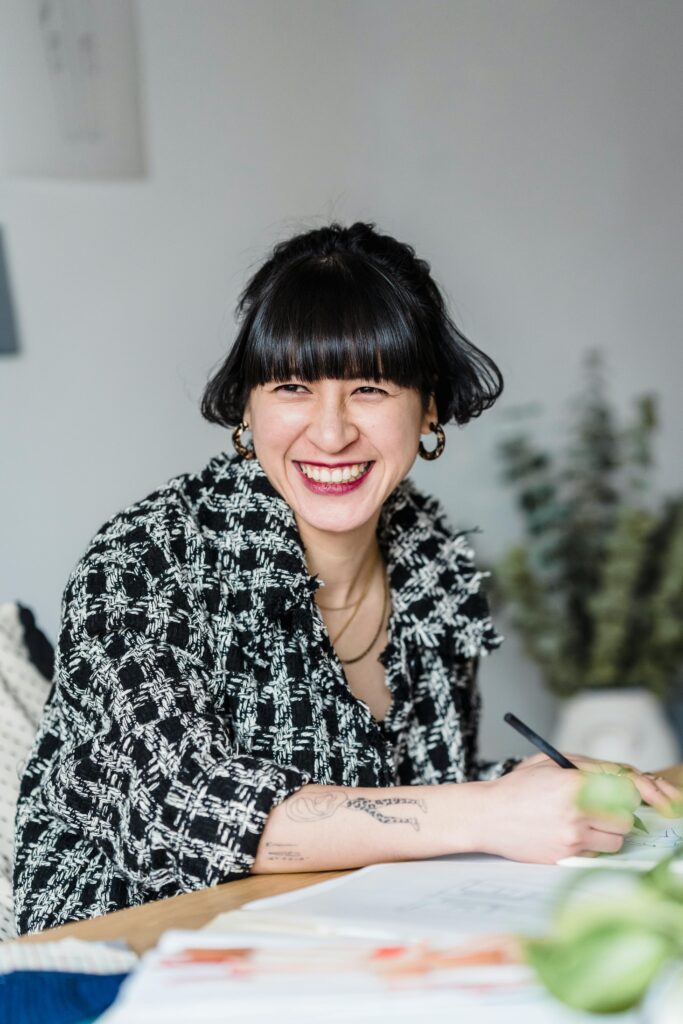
[356,386,386,395]
[275,384,307,393]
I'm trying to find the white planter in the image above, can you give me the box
[552,688,681,771]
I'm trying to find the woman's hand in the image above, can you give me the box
[477,760,634,864]
[650,762,683,793]
[512,751,683,815]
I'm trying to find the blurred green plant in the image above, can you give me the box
[523,772,683,1013]
[493,350,683,698]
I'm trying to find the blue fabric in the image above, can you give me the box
[0,970,128,1024]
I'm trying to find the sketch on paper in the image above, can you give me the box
[244,860,565,939]
[0,0,145,177]
[36,0,101,144]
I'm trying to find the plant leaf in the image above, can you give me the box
[524,925,676,1013]
[576,771,641,816]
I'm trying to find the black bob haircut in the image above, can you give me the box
[201,221,503,427]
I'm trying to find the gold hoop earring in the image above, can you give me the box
[418,421,446,460]
[232,421,257,459]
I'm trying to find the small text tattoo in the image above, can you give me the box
[264,842,305,862]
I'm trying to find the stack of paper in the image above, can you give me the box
[98,928,641,1024]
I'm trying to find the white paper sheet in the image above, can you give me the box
[241,856,567,941]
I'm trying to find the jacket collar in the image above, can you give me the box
[184,450,502,660]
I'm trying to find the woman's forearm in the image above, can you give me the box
[251,781,487,873]
[252,757,680,873]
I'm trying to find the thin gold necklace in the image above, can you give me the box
[328,549,378,647]
[316,548,376,612]
[317,595,364,611]
[339,572,390,665]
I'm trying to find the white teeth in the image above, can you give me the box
[298,461,370,483]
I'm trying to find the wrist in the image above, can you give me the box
[436,780,494,856]
[465,778,501,855]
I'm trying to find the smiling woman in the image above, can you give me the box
[243,375,433,542]
[13,221,682,936]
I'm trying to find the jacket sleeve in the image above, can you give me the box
[29,525,312,897]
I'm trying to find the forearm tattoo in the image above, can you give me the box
[284,791,428,831]
[263,842,305,862]
[345,796,427,832]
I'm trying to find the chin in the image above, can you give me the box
[293,501,378,535]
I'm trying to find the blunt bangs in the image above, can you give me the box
[242,256,437,394]
[201,221,503,428]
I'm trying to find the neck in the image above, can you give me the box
[295,510,382,606]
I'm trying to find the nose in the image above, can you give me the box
[305,396,360,452]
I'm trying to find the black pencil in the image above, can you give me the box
[503,712,577,769]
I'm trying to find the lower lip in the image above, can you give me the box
[295,462,375,495]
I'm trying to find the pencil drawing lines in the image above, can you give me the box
[397,880,551,917]
[36,0,101,142]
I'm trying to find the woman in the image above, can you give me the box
[14,221,682,934]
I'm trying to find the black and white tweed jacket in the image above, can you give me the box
[14,450,518,934]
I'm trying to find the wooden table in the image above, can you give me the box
[13,870,352,955]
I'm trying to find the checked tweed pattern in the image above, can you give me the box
[14,451,518,934]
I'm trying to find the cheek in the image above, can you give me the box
[369,407,421,449]
[254,409,304,447]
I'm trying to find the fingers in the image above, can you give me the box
[640,774,683,818]
[560,754,601,772]
[653,764,683,790]
[579,812,632,856]
[584,827,627,855]
[572,758,634,776]
[641,773,683,803]
[559,809,633,857]
[627,770,680,813]
[568,755,683,813]
[584,812,633,836]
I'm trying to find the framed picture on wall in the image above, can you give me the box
[0,227,19,355]
[0,0,145,179]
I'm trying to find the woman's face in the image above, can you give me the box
[243,378,438,535]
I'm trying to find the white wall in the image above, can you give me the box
[1,0,682,760]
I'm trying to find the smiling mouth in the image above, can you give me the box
[295,461,374,484]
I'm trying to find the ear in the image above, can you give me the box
[420,393,438,434]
